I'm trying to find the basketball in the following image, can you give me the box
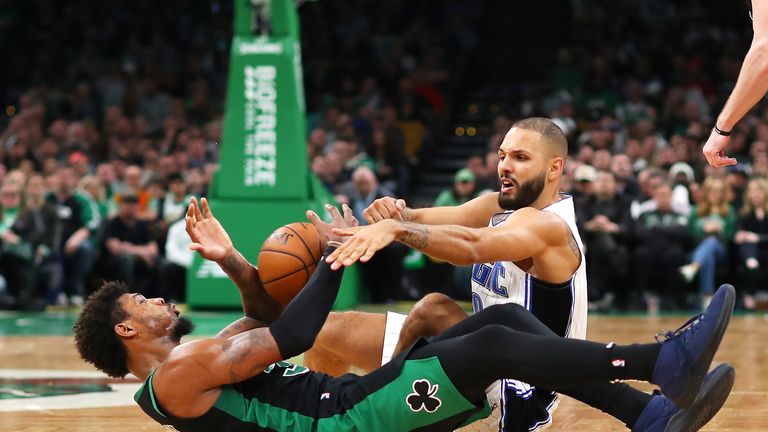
[258,222,324,306]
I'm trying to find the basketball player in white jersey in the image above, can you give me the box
[313,117,731,431]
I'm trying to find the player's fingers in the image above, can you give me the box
[341,204,354,225]
[185,215,198,238]
[342,247,366,266]
[365,206,385,223]
[201,197,213,218]
[395,199,406,210]
[325,204,343,223]
[359,246,378,263]
[193,197,204,222]
[332,227,355,237]
[383,199,403,220]
[306,210,322,226]
[185,203,196,224]
[188,243,203,252]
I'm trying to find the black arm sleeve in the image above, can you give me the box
[268,246,344,359]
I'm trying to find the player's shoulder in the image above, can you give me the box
[507,207,570,239]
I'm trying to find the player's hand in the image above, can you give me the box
[363,197,409,223]
[306,203,359,248]
[703,129,737,167]
[186,197,234,263]
[325,219,398,270]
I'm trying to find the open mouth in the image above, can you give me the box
[500,178,517,194]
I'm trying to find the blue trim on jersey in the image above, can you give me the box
[565,277,575,337]
[527,393,559,431]
[500,380,508,432]
[524,274,532,310]
[505,379,534,399]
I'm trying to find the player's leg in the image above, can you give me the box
[412,285,734,408]
[393,293,469,356]
[305,311,386,375]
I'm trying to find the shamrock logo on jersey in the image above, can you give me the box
[406,379,442,413]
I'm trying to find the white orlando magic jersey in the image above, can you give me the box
[470,194,587,339]
[470,195,588,431]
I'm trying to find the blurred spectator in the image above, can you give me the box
[159,216,193,302]
[679,178,737,308]
[0,181,45,309]
[157,173,192,226]
[339,166,405,302]
[576,171,631,310]
[669,162,695,217]
[734,178,768,310]
[633,182,691,314]
[366,128,408,195]
[435,168,478,207]
[46,166,100,306]
[572,164,596,198]
[100,192,159,295]
[425,168,480,300]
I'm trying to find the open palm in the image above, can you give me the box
[185,197,234,262]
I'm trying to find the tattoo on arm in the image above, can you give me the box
[221,251,248,283]
[399,222,430,249]
[215,316,266,339]
[225,329,276,383]
[567,233,581,262]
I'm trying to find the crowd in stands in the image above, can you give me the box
[2,1,767,311]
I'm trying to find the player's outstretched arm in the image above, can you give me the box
[364,193,502,228]
[327,207,568,269]
[186,197,282,324]
[161,247,348,405]
[703,0,768,167]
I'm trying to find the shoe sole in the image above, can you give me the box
[674,284,735,408]
[665,363,735,432]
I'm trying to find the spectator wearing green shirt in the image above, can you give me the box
[425,168,479,300]
[46,166,102,306]
[679,177,737,308]
[434,168,478,207]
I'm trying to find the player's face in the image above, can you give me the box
[119,293,193,342]
[496,128,549,210]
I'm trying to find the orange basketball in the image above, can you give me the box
[258,222,324,306]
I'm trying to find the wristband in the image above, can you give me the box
[713,125,732,137]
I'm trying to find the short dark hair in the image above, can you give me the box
[512,117,568,158]
[73,281,130,378]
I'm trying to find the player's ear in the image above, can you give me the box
[549,157,565,178]
[115,321,138,338]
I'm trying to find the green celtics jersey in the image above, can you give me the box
[134,357,490,431]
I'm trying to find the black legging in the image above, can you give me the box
[409,303,656,428]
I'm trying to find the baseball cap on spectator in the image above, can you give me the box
[669,162,695,182]
[574,165,597,182]
[727,163,751,177]
[455,168,476,183]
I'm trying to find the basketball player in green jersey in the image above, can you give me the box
[73,197,736,432]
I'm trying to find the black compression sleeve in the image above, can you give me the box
[268,246,344,359]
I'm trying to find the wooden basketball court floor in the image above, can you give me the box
[1,309,766,431]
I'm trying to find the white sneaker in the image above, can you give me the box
[679,264,698,283]
[55,292,68,306]
[69,295,84,307]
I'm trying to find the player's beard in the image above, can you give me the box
[497,170,547,210]
[171,316,195,342]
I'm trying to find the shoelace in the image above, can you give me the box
[654,313,704,368]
